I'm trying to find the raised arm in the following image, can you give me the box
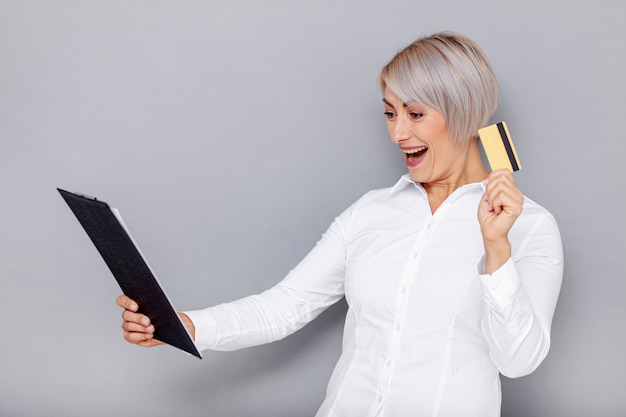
[477,170,564,377]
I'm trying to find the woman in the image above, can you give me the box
[118,32,563,416]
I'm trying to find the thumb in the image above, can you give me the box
[479,192,493,213]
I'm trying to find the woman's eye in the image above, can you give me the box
[383,111,396,119]
[409,112,424,120]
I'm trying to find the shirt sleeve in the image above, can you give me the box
[478,210,564,378]
[183,203,355,352]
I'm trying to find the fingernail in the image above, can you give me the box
[146,325,154,333]
[141,317,150,326]
[130,303,138,311]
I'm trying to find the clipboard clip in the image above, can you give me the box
[57,188,98,201]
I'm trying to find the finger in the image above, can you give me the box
[137,339,159,347]
[490,175,523,204]
[124,331,164,348]
[137,337,164,347]
[489,168,514,181]
[122,321,155,334]
[492,188,513,213]
[122,309,151,327]
[123,329,155,344]
[491,193,504,215]
[490,187,523,218]
[485,174,509,196]
[485,173,522,210]
[116,294,138,312]
[479,192,493,213]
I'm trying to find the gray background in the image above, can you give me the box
[1,1,624,416]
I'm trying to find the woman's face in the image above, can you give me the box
[383,89,468,185]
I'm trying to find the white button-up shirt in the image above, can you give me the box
[186,175,563,417]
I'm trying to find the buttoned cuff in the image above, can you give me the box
[182,308,218,352]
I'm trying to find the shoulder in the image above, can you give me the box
[510,195,563,258]
[355,186,395,206]
[351,181,427,214]
[352,176,427,209]
[336,187,394,223]
[332,181,427,234]
[519,196,558,224]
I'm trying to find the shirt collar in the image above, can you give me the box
[389,174,487,200]
[389,174,423,195]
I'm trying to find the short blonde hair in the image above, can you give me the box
[379,32,499,145]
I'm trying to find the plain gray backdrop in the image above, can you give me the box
[1,1,624,416]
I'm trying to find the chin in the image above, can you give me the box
[408,173,424,184]
[407,168,428,183]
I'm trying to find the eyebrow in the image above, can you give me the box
[382,98,408,108]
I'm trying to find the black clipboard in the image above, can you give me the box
[58,188,202,359]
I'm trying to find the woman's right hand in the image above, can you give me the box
[116,294,163,347]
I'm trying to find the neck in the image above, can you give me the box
[423,138,488,213]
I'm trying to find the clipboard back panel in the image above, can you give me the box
[58,188,201,359]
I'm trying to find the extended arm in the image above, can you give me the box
[183,206,353,351]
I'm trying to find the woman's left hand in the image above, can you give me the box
[478,169,524,272]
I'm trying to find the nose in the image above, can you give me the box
[389,115,410,144]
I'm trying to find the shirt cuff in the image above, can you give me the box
[182,308,217,352]
[478,257,521,309]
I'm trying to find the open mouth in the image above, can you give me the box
[403,146,428,163]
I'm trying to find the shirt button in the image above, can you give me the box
[412,252,418,259]
[377,395,383,402]
[395,324,401,331]
[386,360,392,367]
[401,287,407,293]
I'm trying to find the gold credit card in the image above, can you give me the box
[478,121,522,172]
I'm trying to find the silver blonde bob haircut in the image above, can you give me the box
[379,32,499,146]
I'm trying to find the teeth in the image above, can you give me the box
[403,146,427,154]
